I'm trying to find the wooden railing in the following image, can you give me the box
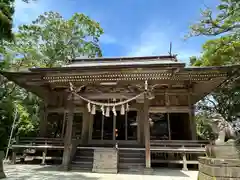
[11,137,65,164]
[150,140,209,170]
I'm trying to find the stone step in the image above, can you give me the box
[75,151,94,156]
[71,161,93,169]
[119,153,145,158]
[75,155,93,159]
[71,164,92,171]
[72,161,93,165]
[118,162,145,169]
[119,157,145,163]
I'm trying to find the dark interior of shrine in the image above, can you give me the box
[46,111,191,141]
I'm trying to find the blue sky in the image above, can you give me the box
[13,0,219,63]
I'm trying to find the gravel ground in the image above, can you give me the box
[3,164,198,180]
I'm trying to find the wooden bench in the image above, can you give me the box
[11,137,64,164]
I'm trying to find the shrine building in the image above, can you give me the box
[1,55,239,173]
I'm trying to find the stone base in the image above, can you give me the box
[143,167,154,175]
[92,168,118,174]
[92,148,118,174]
[198,157,240,180]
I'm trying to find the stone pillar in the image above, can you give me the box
[61,95,74,170]
[143,93,152,173]
[81,107,90,144]
[39,103,48,137]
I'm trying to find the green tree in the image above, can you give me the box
[0,0,34,41]
[188,0,239,37]
[188,0,240,138]
[0,11,103,146]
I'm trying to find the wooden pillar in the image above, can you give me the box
[81,107,90,144]
[167,113,171,140]
[39,103,48,137]
[113,115,116,140]
[125,111,128,140]
[144,93,151,169]
[188,89,196,140]
[61,95,74,170]
[101,114,104,140]
[137,104,145,145]
[137,108,141,143]
[191,105,197,140]
[61,112,66,138]
[88,114,93,142]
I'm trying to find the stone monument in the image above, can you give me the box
[198,113,240,180]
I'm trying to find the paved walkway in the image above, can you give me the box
[3,164,198,180]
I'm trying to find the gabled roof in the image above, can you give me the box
[30,55,183,72]
[0,55,239,105]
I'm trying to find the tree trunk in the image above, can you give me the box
[0,151,6,179]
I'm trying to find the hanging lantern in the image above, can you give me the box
[101,105,105,116]
[120,104,125,115]
[87,102,91,112]
[112,106,117,116]
[126,103,129,112]
[91,104,96,115]
[106,107,110,117]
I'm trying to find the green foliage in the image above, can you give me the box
[0,11,103,146]
[0,0,14,41]
[190,35,240,66]
[0,0,35,41]
[188,0,240,137]
[195,112,215,140]
[188,0,240,37]
[2,11,103,68]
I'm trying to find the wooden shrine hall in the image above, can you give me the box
[1,55,239,173]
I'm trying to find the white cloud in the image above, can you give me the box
[127,24,169,57]
[126,24,200,63]
[100,34,117,44]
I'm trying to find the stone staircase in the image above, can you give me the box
[71,149,93,171]
[118,149,145,172]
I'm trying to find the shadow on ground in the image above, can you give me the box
[118,168,190,177]
[5,165,99,180]
[4,164,198,180]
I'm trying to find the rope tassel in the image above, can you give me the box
[112,106,117,116]
[106,107,110,117]
[126,103,129,112]
[101,105,105,116]
[120,104,125,115]
[87,102,91,112]
[91,104,96,115]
